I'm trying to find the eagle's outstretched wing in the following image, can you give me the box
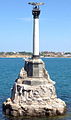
[28,2,44,6]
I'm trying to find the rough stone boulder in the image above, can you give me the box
[3,58,66,117]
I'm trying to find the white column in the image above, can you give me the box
[33,18,39,56]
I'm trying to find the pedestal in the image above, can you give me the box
[3,58,66,117]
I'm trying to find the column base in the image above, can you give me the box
[32,55,40,59]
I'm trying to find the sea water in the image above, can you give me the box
[0,58,71,120]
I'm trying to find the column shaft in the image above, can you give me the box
[33,18,39,57]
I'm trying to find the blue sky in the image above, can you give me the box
[0,0,71,52]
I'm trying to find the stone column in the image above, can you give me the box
[32,6,40,58]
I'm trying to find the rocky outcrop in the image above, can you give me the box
[3,58,66,117]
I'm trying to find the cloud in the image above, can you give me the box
[16,17,32,22]
[16,17,56,22]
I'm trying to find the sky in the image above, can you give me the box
[0,0,71,52]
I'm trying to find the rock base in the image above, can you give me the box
[3,58,66,117]
[3,97,66,117]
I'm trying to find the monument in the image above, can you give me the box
[3,2,66,117]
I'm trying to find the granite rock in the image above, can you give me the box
[3,58,66,117]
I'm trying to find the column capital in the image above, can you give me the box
[32,6,40,19]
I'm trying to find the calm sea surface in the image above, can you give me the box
[0,58,71,120]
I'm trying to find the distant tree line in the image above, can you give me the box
[0,51,71,57]
[64,52,71,55]
[0,52,32,55]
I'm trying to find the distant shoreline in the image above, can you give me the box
[0,55,71,58]
[0,55,31,58]
[0,51,71,58]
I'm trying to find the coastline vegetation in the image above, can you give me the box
[0,51,71,58]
